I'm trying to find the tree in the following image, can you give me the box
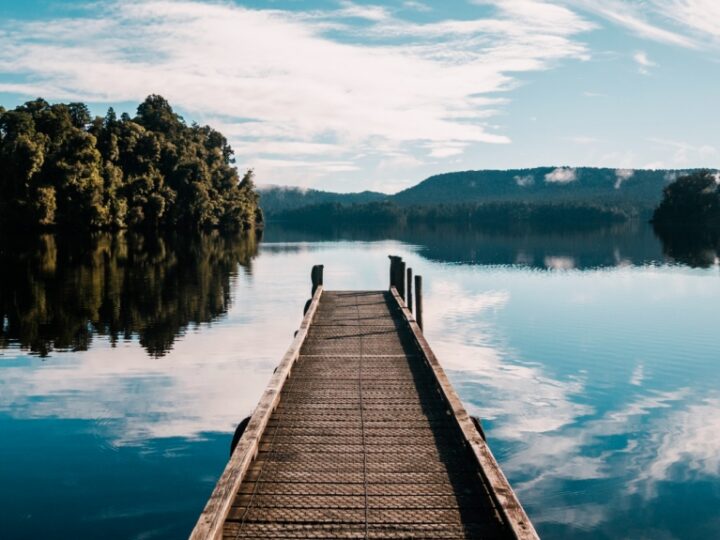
[652,171,720,228]
[0,96,261,231]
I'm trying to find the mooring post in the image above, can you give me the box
[398,259,406,299]
[311,264,324,296]
[406,267,413,312]
[415,275,423,330]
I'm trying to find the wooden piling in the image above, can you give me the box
[388,255,401,290]
[415,274,423,330]
[397,260,406,299]
[311,264,324,296]
[406,267,413,312]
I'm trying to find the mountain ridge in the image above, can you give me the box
[259,167,707,216]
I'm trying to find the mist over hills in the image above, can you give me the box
[260,167,699,217]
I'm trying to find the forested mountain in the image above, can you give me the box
[391,168,688,210]
[265,167,701,218]
[0,96,261,230]
[259,185,385,215]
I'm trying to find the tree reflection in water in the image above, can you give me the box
[653,223,720,268]
[0,230,258,357]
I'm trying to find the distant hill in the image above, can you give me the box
[261,168,705,218]
[390,167,695,210]
[259,185,385,215]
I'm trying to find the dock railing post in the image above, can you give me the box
[415,275,423,330]
[406,267,413,313]
[398,260,406,299]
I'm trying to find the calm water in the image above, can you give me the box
[1,223,718,539]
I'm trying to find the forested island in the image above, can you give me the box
[0,96,261,231]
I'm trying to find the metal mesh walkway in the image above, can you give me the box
[223,291,509,539]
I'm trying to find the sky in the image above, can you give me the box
[0,0,718,193]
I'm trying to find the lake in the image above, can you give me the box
[1,222,718,539]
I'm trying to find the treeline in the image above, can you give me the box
[0,95,261,230]
[0,230,258,357]
[275,201,631,231]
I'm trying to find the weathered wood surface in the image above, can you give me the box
[191,287,538,540]
[190,286,323,540]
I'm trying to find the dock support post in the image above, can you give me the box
[311,265,324,296]
[388,255,402,290]
[415,275,423,330]
[397,260,406,299]
[406,267,413,312]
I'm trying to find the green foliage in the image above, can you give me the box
[0,96,260,231]
[652,170,720,228]
[276,201,630,231]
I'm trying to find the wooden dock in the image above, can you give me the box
[191,259,538,539]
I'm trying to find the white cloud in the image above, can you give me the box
[337,1,391,22]
[651,0,720,42]
[648,138,718,166]
[0,0,594,186]
[633,50,657,74]
[545,167,577,183]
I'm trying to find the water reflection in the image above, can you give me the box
[0,231,258,357]
[653,224,720,268]
[419,265,720,538]
[0,223,718,539]
[265,221,666,269]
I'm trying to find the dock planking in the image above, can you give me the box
[191,261,538,540]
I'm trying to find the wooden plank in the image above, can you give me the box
[189,286,324,540]
[388,286,539,540]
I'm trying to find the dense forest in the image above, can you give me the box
[0,96,261,230]
[275,201,631,231]
[0,230,258,357]
[260,167,704,217]
[259,185,384,215]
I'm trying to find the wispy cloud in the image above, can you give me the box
[650,0,720,42]
[648,137,717,166]
[633,50,657,75]
[0,0,594,186]
[402,0,432,12]
[568,0,697,48]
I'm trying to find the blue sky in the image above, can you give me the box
[0,0,718,193]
